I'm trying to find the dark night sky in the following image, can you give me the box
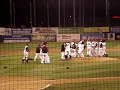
[0,0,120,27]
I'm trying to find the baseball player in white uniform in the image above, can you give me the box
[90,39,97,57]
[70,42,77,57]
[99,39,107,57]
[64,42,71,59]
[77,40,85,58]
[95,39,99,57]
[86,39,92,57]
[22,43,29,63]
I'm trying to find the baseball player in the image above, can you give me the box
[22,43,29,63]
[95,39,99,57]
[34,43,43,62]
[102,40,107,57]
[64,42,71,59]
[99,39,107,57]
[41,42,50,64]
[90,39,97,57]
[61,42,65,60]
[70,42,77,57]
[86,39,92,57]
[77,40,85,58]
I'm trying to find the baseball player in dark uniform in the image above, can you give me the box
[61,42,65,60]
[41,42,50,64]
[34,43,42,62]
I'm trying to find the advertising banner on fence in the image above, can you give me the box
[32,27,58,35]
[0,28,6,35]
[57,34,80,42]
[0,28,12,35]
[58,27,83,34]
[11,28,32,35]
[84,27,109,33]
[32,35,56,42]
[110,27,120,33]
[3,35,31,43]
[80,33,104,40]
[5,28,12,35]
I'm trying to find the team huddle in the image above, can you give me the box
[21,39,108,63]
[22,42,50,64]
[61,39,108,60]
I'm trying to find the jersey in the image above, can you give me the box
[42,45,48,53]
[24,45,29,52]
[102,42,106,48]
[65,43,71,51]
[71,44,76,49]
[78,42,84,50]
[36,47,40,53]
[87,41,92,48]
[91,41,96,48]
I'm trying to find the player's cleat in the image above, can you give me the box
[21,58,33,64]
[69,55,72,59]
[65,55,68,60]
[21,59,25,63]
[103,54,108,57]
[25,60,29,63]
[87,55,90,57]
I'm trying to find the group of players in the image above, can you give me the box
[22,42,50,64]
[21,38,107,63]
[61,39,107,60]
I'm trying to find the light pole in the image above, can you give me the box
[30,0,32,27]
[58,0,61,27]
[93,0,96,27]
[106,0,110,26]
[13,1,15,27]
[47,0,49,27]
[33,0,36,27]
[9,0,12,26]
[73,0,76,27]
[63,0,66,27]
[82,0,84,27]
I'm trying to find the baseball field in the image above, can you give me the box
[0,40,120,90]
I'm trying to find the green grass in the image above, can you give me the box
[0,40,120,89]
[106,40,120,48]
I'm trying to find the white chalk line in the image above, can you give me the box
[40,84,52,90]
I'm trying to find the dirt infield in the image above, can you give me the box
[0,76,120,90]
[0,76,52,90]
